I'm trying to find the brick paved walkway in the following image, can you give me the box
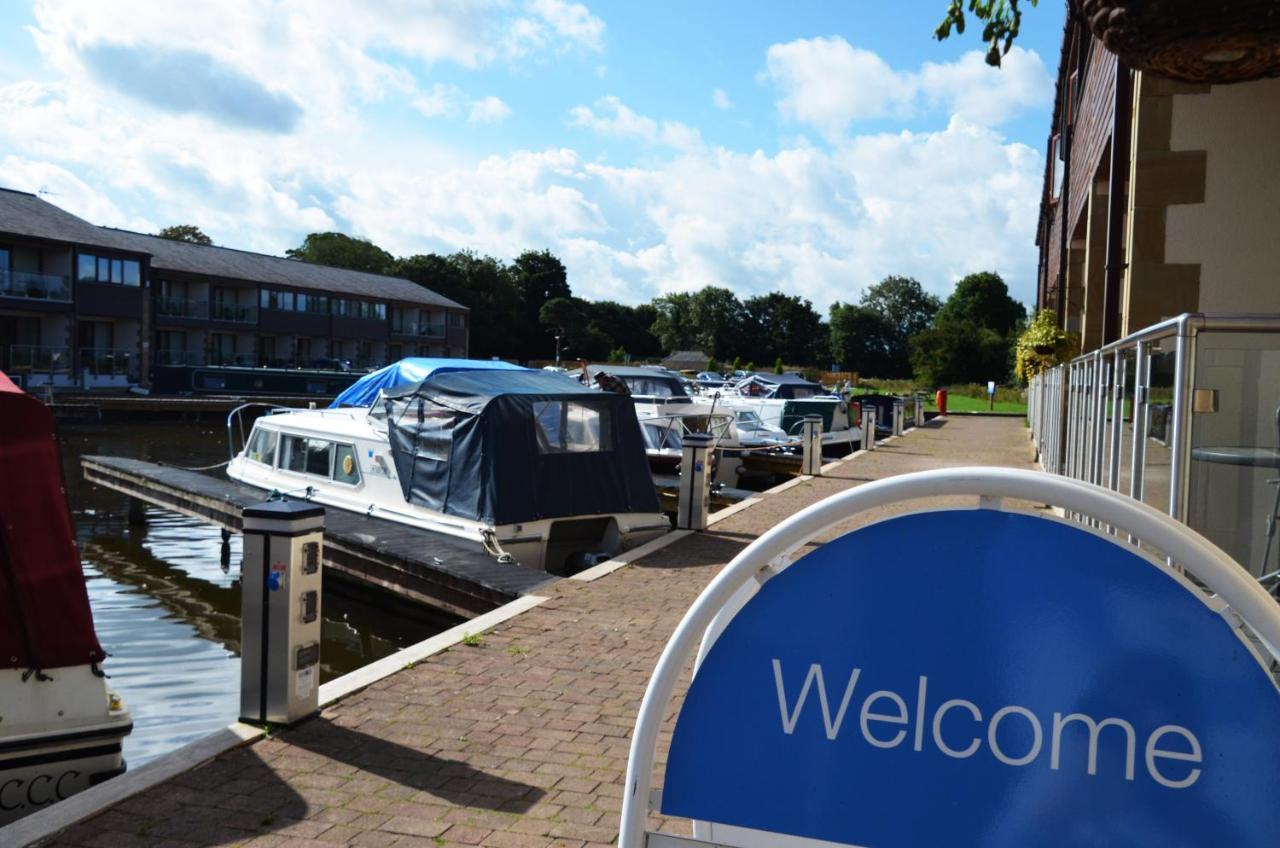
[44,416,1034,848]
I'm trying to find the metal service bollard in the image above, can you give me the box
[861,406,877,451]
[677,433,714,531]
[914,395,924,428]
[240,500,325,727]
[892,399,905,436]
[801,415,823,477]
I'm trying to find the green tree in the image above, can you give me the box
[390,253,467,305]
[936,271,1025,338]
[156,224,213,245]
[689,287,747,359]
[510,250,571,359]
[443,251,520,358]
[857,276,941,377]
[829,302,896,377]
[585,301,662,359]
[774,356,785,374]
[608,347,627,363]
[935,0,1038,66]
[287,232,393,274]
[910,319,1009,386]
[742,292,824,365]
[649,292,699,353]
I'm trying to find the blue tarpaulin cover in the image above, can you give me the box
[330,358,527,408]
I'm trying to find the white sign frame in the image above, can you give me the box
[618,466,1280,848]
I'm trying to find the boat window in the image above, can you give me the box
[333,444,361,485]
[282,435,333,477]
[620,376,687,398]
[246,427,277,466]
[735,410,763,425]
[533,401,611,453]
[641,423,682,451]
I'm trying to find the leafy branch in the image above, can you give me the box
[935,0,1038,67]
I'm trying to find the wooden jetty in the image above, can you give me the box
[80,456,555,619]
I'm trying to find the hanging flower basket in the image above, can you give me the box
[1081,0,1280,84]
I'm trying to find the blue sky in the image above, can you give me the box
[0,1,1063,309]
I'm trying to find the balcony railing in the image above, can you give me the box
[209,352,257,367]
[156,297,209,319]
[1028,313,1280,587]
[79,347,138,377]
[0,269,72,302]
[7,345,71,371]
[418,322,446,338]
[210,302,258,323]
[154,350,207,367]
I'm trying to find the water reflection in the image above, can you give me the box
[61,420,455,766]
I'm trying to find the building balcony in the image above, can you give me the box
[7,345,72,371]
[209,351,257,367]
[0,270,72,303]
[153,350,207,367]
[210,303,258,323]
[156,297,209,320]
[79,347,138,378]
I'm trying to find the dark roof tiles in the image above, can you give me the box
[0,187,463,310]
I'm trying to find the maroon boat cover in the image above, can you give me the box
[0,371,104,670]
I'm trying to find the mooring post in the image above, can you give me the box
[127,497,147,526]
[801,415,823,477]
[862,406,877,451]
[677,433,713,531]
[240,500,325,727]
[892,398,905,436]
[914,395,924,427]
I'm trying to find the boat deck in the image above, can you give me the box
[81,456,556,618]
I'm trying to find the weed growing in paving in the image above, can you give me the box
[461,631,483,647]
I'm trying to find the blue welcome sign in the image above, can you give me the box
[659,509,1280,846]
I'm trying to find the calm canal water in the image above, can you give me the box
[60,419,454,767]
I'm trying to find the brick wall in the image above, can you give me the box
[1067,45,1117,238]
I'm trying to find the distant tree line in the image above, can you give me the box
[165,226,1027,383]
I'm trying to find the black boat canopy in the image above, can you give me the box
[383,370,661,525]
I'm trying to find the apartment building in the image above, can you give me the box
[0,188,468,389]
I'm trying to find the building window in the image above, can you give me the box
[306,295,329,314]
[260,289,294,310]
[78,253,142,286]
[295,293,308,312]
[450,312,465,328]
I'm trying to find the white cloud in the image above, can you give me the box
[0,15,1043,314]
[919,46,1051,126]
[766,37,915,137]
[528,0,605,52]
[411,83,465,118]
[712,88,733,110]
[764,36,1051,139]
[568,96,702,151]
[468,95,512,124]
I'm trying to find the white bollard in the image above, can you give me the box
[801,415,823,476]
[892,399,905,436]
[677,433,714,531]
[240,500,325,727]
[862,406,877,451]
[914,396,924,428]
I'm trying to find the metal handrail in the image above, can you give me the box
[226,402,293,462]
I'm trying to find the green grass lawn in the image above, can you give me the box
[925,394,1027,414]
[849,386,1027,415]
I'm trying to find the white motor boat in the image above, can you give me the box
[580,365,791,484]
[227,360,670,575]
[716,372,860,454]
[1,372,132,826]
